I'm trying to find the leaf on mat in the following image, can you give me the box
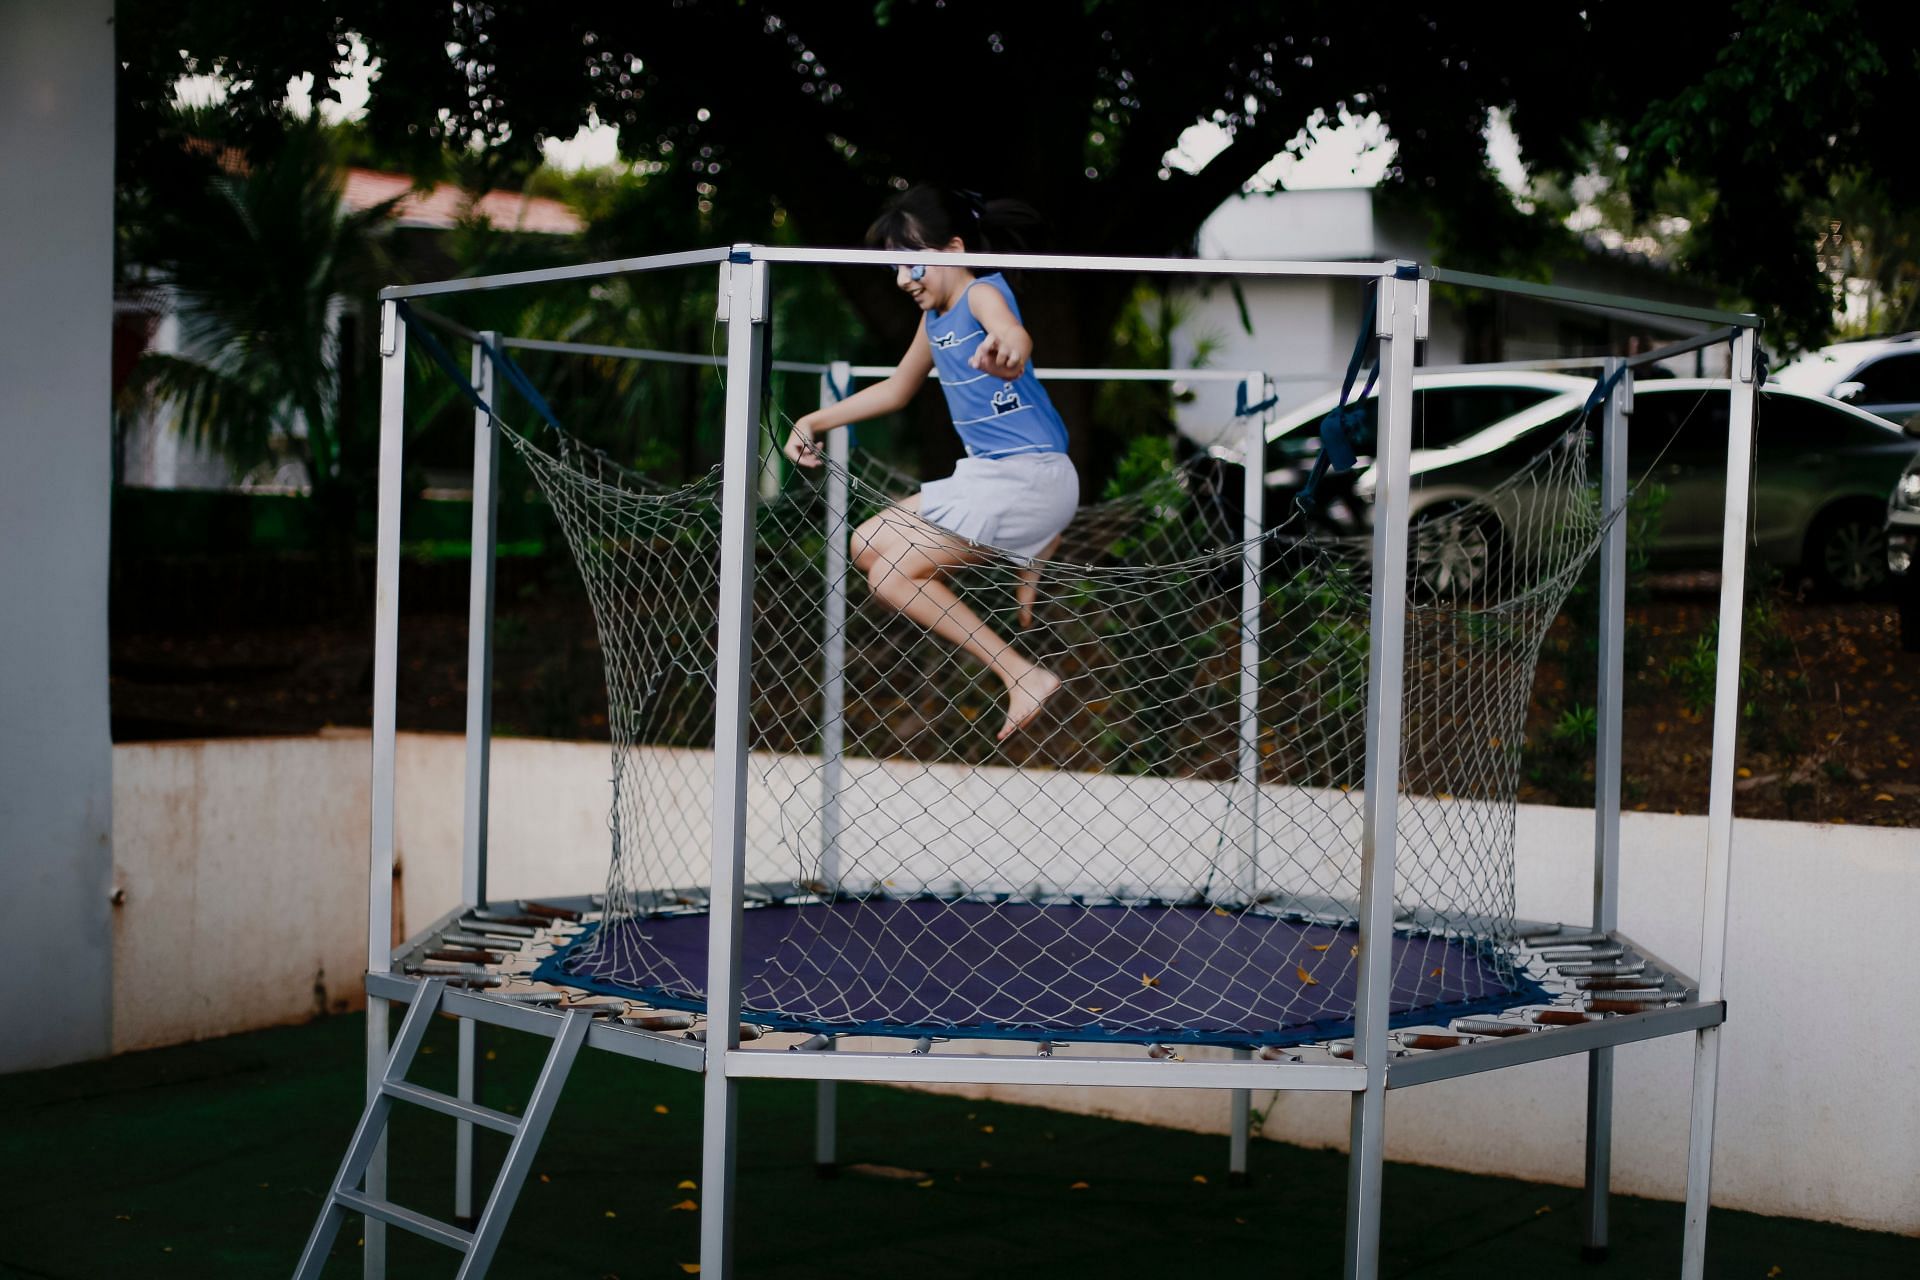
[1213,906,1232,917]
[1069,1181,1090,1190]
[1309,943,1331,952]
[1192,1174,1208,1184]
[604,1211,617,1218]
[1349,944,1360,957]
[1430,967,1444,978]
[1085,1006,1103,1013]
[676,1179,697,1190]
[669,1200,698,1211]
[1296,965,1320,987]
[916,1179,935,1189]
[653,1104,670,1114]
[681,1265,701,1274]
[980,1124,995,1134]
[1141,972,1161,988]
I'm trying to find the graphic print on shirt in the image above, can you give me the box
[923,274,1069,457]
[990,386,1021,415]
[930,329,974,351]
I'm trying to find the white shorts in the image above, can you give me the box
[919,451,1079,562]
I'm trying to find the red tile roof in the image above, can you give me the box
[341,168,582,235]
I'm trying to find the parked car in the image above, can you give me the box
[1774,334,1920,433]
[1265,379,1920,597]
[1888,454,1920,651]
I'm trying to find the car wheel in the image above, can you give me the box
[1410,500,1500,601]
[1805,505,1889,597]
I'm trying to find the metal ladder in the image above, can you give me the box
[293,979,591,1278]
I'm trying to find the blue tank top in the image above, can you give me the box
[923,274,1070,458]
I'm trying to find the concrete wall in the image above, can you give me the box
[0,1,116,1073]
[106,732,1919,1233]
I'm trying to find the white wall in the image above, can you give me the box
[0,0,116,1073]
[106,732,1920,1233]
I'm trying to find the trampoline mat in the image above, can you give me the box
[534,899,1541,1047]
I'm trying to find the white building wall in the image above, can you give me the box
[104,732,1920,1234]
[0,0,116,1073]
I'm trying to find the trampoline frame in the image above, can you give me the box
[344,244,1761,1280]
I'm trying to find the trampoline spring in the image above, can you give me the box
[1554,960,1644,977]
[445,977,504,990]
[443,932,522,952]
[1518,928,1609,946]
[1542,944,1625,962]
[1147,1044,1178,1060]
[501,991,566,1006]
[426,948,503,966]
[623,1012,695,1032]
[1037,1041,1058,1058]
[686,1024,765,1043]
[1451,1018,1536,1037]
[1532,1009,1604,1026]
[1258,1046,1301,1063]
[1400,1033,1475,1051]
[1575,975,1663,991]
[458,916,538,938]
[1587,997,1674,1014]
[517,900,584,923]
[909,1037,935,1056]
[793,1034,834,1052]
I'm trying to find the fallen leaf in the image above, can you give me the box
[1535,1205,1552,1216]
[681,1265,701,1275]
[1213,907,1231,917]
[1309,943,1331,952]
[676,1179,697,1190]
[670,1199,698,1212]
[1766,1267,1782,1278]
[916,1179,935,1189]
[979,1160,991,1169]
[1085,1006,1104,1013]
[1296,965,1320,987]
[1875,793,1894,802]
[604,1211,617,1219]
[653,1104,670,1114]
[539,1174,550,1183]
[980,1124,995,1134]
[1141,973,1161,988]
[1069,1181,1090,1190]
[1192,1174,1208,1185]
[1736,767,1752,778]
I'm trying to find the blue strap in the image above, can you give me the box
[395,302,570,440]
[1235,381,1279,418]
[1297,286,1381,513]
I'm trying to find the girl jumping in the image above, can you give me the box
[784,184,1077,743]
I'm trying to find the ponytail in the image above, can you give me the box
[866,183,1048,255]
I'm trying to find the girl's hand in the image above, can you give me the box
[785,420,823,467]
[970,333,1026,380]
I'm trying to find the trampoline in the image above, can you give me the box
[295,243,1764,1280]
[537,897,1542,1046]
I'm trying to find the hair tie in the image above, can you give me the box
[956,188,985,220]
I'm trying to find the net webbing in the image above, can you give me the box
[494,379,1608,1043]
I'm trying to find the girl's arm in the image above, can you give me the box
[785,325,935,467]
[965,285,1032,380]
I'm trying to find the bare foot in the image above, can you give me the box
[997,666,1062,743]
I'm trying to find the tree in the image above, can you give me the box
[118,2,1911,481]
[120,118,398,596]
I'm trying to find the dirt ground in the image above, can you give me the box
[110,573,1919,828]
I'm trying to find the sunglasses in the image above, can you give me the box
[889,263,929,281]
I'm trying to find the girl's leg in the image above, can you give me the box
[1014,534,1062,629]
[853,500,1061,742]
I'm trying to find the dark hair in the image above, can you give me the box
[865,183,1046,254]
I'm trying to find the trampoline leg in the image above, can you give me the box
[1343,1081,1387,1280]
[815,1043,839,1178]
[1228,1049,1251,1186]
[455,1016,480,1226]
[1681,1025,1722,1280]
[1581,1045,1613,1262]
[364,997,388,1280]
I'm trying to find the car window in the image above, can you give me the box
[1621,389,1729,470]
[1267,384,1557,470]
[1759,392,1895,450]
[1851,352,1920,404]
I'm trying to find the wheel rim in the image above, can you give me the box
[1413,511,1491,597]
[1823,520,1887,592]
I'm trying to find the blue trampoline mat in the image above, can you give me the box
[534,898,1543,1048]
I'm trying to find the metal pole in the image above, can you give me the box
[815,361,851,1179]
[1344,271,1422,1280]
[1681,327,1758,1279]
[454,332,501,1225]
[1229,1047,1252,1185]
[1582,357,1630,1261]
[364,299,407,1279]
[1236,373,1267,902]
[701,248,768,1280]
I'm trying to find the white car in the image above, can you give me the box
[1773,334,1920,432]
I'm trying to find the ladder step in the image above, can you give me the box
[335,1188,474,1252]
[382,1080,523,1136]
